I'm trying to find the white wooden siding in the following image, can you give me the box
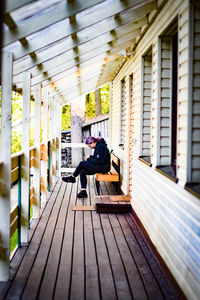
[177,4,189,183]
[120,78,126,145]
[110,0,200,299]
[160,36,172,165]
[141,55,152,157]
[191,2,200,182]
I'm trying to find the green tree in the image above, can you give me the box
[100,84,109,114]
[85,83,110,120]
[85,92,96,120]
[62,105,71,131]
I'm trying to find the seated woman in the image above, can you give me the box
[62,136,111,198]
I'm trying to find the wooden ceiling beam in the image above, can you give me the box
[3,0,108,46]
[14,34,132,86]
[13,19,144,76]
[9,0,156,60]
[4,0,37,14]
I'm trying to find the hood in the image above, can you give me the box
[97,138,107,145]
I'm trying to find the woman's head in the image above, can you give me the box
[85,136,98,149]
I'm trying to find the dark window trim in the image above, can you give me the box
[184,183,200,199]
[155,165,178,183]
[138,156,152,167]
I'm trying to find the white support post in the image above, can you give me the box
[33,84,41,218]
[55,100,61,177]
[41,88,48,206]
[49,98,53,190]
[0,52,13,281]
[52,99,56,186]
[58,105,62,177]
[21,71,31,243]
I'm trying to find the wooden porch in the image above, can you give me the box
[0,178,182,300]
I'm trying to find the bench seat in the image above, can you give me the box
[95,153,120,195]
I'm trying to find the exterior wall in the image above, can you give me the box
[110,0,200,299]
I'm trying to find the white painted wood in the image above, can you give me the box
[13,20,144,75]
[40,87,48,206]
[58,106,62,177]
[52,100,57,186]
[21,71,31,243]
[48,100,53,190]
[4,0,37,14]
[29,53,120,88]
[141,52,152,157]
[0,52,13,281]
[33,84,41,218]
[3,0,107,46]
[119,78,126,145]
[11,1,156,61]
[14,31,137,86]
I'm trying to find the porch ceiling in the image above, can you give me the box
[2,0,161,104]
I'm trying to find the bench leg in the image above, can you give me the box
[117,181,121,195]
[95,180,100,195]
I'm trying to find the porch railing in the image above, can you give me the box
[8,138,59,256]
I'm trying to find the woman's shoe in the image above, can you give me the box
[62,176,76,183]
[77,190,88,198]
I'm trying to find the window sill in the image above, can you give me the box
[138,156,152,167]
[184,183,200,199]
[155,165,178,183]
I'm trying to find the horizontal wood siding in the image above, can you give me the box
[120,79,126,146]
[132,160,200,300]
[160,36,171,165]
[177,4,189,182]
[191,2,200,182]
[110,0,200,298]
[142,55,152,157]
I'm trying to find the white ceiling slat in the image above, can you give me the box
[3,0,106,46]
[4,0,37,14]
[10,0,156,59]
[36,54,122,88]
[29,53,121,87]
[51,65,117,94]
[13,16,145,74]
[2,0,161,102]
[27,33,133,86]
[13,18,145,76]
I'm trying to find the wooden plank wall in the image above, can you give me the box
[177,1,189,183]
[120,78,126,146]
[191,2,200,182]
[142,54,152,157]
[160,36,171,165]
[110,0,200,299]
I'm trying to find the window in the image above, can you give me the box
[139,47,152,166]
[119,78,126,148]
[156,20,178,182]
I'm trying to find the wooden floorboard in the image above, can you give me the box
[0,176,183,300]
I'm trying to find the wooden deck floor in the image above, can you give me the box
[0,177,183,300]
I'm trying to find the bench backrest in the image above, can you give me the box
[111,153,120,175]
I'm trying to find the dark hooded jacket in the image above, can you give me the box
[87,138,110,171]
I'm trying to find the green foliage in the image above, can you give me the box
[85,92,96,120]
[10,229,18,253]
[0,90,35,154]
[11,92,23,153]
[62,105,71,131]
[30,204,33,220]
[85,83,110,120]
[100,84,109,114]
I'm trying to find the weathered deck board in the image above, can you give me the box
[0,177,183,300]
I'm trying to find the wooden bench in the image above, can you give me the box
[95,153,120,195]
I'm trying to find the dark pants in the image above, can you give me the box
[73,161,109,189]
